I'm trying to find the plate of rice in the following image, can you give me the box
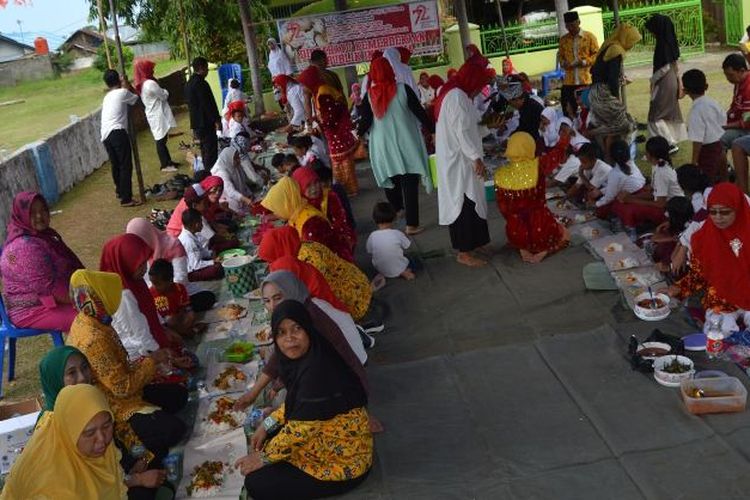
[200,396,248,435]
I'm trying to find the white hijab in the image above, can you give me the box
[383,47,417,93]
[268,38,293,77]
[211,146,254,199]
[559,117,590,150]
[541,107,560,147]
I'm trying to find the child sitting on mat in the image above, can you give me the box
[366,201,415,281]
[149,258,206,338]
[178,208,225,281]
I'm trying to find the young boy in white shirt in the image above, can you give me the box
[566,143,612,204]
[366,202,415,280]
[178,208,224,281]
[101,69,140,207]
[682,69,727,183]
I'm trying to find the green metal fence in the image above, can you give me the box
[480,16,560,58]
[479,0,704,65]
[724,0,745,46]
[601,0,704,66]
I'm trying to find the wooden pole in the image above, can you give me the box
[454,0,471,62]
[238,0,266,116]
[108,0,146,202]
[96,0,112,69]
[178,0,191,74]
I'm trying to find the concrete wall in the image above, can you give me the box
[0,55,54,87]
[0,149,40,241]
[0,68,187,242]
[45,110,108,194]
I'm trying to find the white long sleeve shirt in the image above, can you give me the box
[435,88,488,225]
[595,162,646,207]
[112,289,159,360]
[141,79,176,141]
[178,228,215,273]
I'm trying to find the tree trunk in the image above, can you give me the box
[96,0,112,69]
[554,0,569,36]
[178,0,191,74]
[333,0,358,88]
[238,0,266,116]
[454,0,471,62]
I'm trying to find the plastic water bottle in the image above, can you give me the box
[706,317,724,359]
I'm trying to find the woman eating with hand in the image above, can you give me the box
[67,270,187,476]
[37,346,170,500]
[0,191,84,332]
[235,270,367,412]
[236,300,372,500]
[100,234,184,357]
[1,384,129,500]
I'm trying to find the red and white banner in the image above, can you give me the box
[276,0,442,70]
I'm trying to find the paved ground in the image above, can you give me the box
[339,162,750,499]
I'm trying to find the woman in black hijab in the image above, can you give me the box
[235,300,372,500]
[645,14,686,153]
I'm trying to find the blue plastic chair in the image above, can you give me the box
[540,52,565,97]
[0,293,64,398]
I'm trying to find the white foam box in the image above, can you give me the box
[0,398,42,474]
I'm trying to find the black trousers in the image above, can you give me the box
[195,128,218,170]
[155,136,173,168]
[129,384,188,464]
[245,462,369,500]
[103,129,134,203]
[384,173,420,227]
[448,195,490,252]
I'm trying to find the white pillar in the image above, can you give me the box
[555,0,570,36]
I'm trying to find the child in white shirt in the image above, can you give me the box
[178,208,224,281]
[566,143,612,204]
[366,202,415,280]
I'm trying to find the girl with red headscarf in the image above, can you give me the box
[273,74,306,130]
[297,65,360,196]
[225,100,252,139]
[434,52,498,266]
[674,182,750,332]
[257,226,372,321]
[292,166,356,250]
[258,226,348,312]
[100,234,183,359]
[358,57,433,234]
[133,59,178,172]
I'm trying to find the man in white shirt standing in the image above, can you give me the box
[101,69,141,207]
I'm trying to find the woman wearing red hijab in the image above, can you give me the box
[258,226,348,312]
[297,57,360,196]
[357,57,433,234]
[673,183,750,330]
[100,234,183,359]
[273,74,306,130]
[292,166,356,250]
[133,59,178,172]
[434,52,498,266]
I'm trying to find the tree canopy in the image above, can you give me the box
[89,0,273,64]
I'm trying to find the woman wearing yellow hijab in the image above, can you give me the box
[494,132,568,263]
[262,176,355,262]
[1,384,127,499]
[588,23,642,156]
[67,270,185,492]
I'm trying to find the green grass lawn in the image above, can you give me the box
[0,59,186,154]
[0,61,738,402]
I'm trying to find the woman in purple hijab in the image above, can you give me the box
[0,192,83,331]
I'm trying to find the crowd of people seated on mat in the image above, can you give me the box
[8,19,750,499]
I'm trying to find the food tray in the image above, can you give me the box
[611,266,664,290]
[194,394,248,436]
[680,377,747,415]
[202,300,250,324]
[207,361,258,394]
[568,220,613,244]
[176,428,247,499]
[222,341,255,364]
